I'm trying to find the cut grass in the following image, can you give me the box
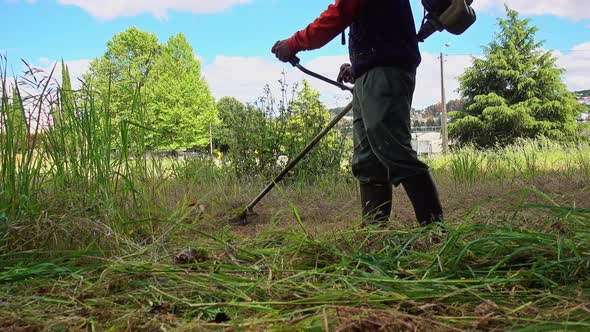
[1,182,589,331]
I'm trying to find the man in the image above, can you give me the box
[272,0,443,226]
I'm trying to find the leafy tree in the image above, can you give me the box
[216,82,293,176]
[426,118,439,128]
[449,7,584,147]
[84,27,159,150]
[218,98,268,174]
[85,28,216,150]
[424,103,441,118]
[86,27,159,118]
[446,99,466,113]
[216,81,348,178]
[279,80,347,177]
[216,96,245,151]
[146,33,216,149]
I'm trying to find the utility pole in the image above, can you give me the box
[440,44,450,154]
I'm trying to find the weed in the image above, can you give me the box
[449,146,481,185]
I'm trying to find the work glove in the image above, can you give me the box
[337,63,354,84]
[271,40,297,63]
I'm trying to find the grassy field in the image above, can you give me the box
[2,142,590,331]
[2,66,590,331]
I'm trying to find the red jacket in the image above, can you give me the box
[287,0,368,53]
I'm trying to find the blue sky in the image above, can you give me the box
[1,0,589,108]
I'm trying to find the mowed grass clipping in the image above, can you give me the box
[1,180,590,331]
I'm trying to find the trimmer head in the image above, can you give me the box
[230,208,257,226]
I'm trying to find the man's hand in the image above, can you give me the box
[337,63,354,84]
[272,40,296,63]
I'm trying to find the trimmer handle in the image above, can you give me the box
[288,56,301,66]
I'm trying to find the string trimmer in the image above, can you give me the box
[232,56,353,225]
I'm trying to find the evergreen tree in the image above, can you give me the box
[449,7,584,147]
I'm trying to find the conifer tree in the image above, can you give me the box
[449,7,584,147]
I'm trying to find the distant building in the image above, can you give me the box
[411,131,442,156]
[575,92,589,122]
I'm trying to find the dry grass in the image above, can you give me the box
[190,171,590,240]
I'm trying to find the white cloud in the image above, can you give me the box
[11,59,91,129]
[554,42,590,92]
[202,43,590,110]
[416,42,590,108]
[201,54,467,109]
[0,59,79,130]
[55,0,253,20]
[202,56,288,103]
[304,55,354,107]
[474,0,590,21]
[418,42,590,107]
[40,59,91,89]
[201,54,470,110]
[202,55,353,109]
[415,53,473,109]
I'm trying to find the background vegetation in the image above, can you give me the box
[449,8,585,147]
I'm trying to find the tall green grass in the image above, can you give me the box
[0,59,46,220]
[449,145,481,185]
[0,58,209,253]
[431,138,590,186]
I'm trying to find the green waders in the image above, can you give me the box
[351,66,443,226]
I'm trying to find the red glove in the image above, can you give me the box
[271,40,297,63]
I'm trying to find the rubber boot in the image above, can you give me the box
[402,171,444,226]
[360,183,392,226]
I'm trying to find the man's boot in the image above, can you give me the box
[402,171,444,226]
[360,183,392,226]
